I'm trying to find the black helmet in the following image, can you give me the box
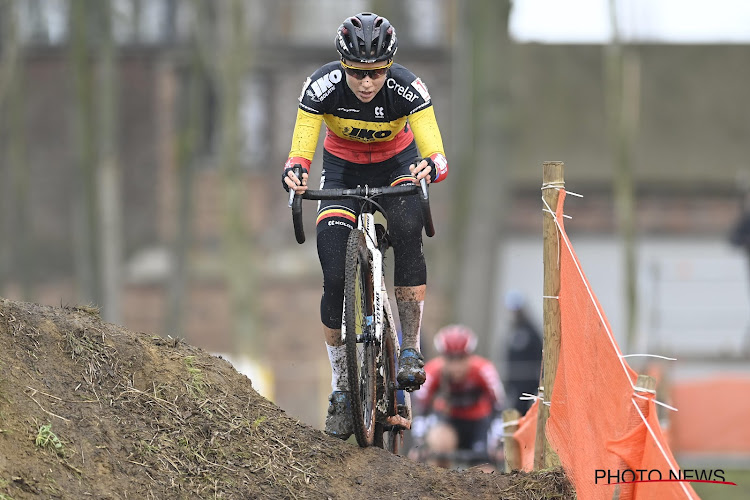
[335,12,398,64]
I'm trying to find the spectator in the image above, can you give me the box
[503,291,543,413]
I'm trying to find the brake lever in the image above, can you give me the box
[288,165,303,208]
[419,177,429,200]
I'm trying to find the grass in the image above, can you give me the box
[184,356,206,397]
[691,469,750,500]
[35,423,64,456]
[0,478,13,500]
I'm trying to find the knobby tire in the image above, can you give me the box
[344,229,377,447]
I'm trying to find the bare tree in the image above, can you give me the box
[605,0,641,351]
[216,0,262,357]
[165,0,208,336]
[0,0,33,299]
[448,0,513,356]
[68,0,101,305]
[96,0,123,323]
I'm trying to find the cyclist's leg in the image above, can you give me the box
[452,416,493,464]
[316,152,359,438]
[381,142,428,388]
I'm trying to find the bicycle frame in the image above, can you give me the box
[288,167,433,448]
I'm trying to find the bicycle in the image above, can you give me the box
[288,165,435,452]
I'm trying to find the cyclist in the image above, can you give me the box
[410,325,505,466]
[281,12,449,440]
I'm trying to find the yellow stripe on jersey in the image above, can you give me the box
[409,107,445,158]
[316,207,356,225]
[391,175,414,186]
[323,115,408,144]
[289,108,324,162]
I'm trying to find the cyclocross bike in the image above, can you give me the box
[289,165,435,452]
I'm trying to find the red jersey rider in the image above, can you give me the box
[412,325,505,460]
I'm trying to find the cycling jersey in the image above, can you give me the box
[415,355,505,421]
[285,61,448,180]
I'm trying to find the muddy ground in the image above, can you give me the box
[0,298,573,499]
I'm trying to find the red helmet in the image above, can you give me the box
[433,324,477,356]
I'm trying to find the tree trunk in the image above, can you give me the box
[69,0,100,305]
[96,0,122,323]
[451,0,512,356]
[217,0,261,358]
[1,0,32,299]
[164,0,207,337]
[605,0,640,352]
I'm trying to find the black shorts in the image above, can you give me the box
[443,415,492,453]
[315,141,427,329]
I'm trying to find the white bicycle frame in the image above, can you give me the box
[340,211,383,344]
[341,211,412,428]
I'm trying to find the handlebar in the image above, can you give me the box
[289,165,435,244]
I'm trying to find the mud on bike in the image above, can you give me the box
[288,165,435,452]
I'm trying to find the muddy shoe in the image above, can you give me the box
[325,391,353,440]
[397,348,425,390]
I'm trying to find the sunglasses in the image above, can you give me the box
[341,60,392,80]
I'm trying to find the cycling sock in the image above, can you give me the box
[395,285,425,351]
[326,343,349,392]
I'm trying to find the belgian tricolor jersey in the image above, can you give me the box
[286,61,448,181]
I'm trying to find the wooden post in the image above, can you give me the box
[534,161,564,469]
[613,374,657,500]
[502,408,521,472]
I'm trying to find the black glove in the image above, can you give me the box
[418,157,436,183]
[282,165,308,192]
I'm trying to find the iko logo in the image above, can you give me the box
[342,127,392,142]
[307,69,342,102]
[375,106,384,118]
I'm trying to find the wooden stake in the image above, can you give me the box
[502,408,521,472]
[534,161,564,469]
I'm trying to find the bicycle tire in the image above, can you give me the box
[344,229,377,447]
[374,324,401,454]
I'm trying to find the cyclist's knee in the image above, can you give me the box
[388,214,423,244]
[426,422,458,455]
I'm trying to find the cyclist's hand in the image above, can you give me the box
[282,165,309,193]
[409,158,435,184]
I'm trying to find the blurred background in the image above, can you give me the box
[1,0,749,492]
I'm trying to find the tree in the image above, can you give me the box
[164,0,208,337]
[0,0,33,300]
[605,0,641,352]
[448,0,513,357]
[68,0,101,305]
[216,0,262,358]
[96,0,123,323]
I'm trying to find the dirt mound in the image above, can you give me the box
[0,298,573,499]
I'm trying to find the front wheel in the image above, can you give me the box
[344,229,377,447]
